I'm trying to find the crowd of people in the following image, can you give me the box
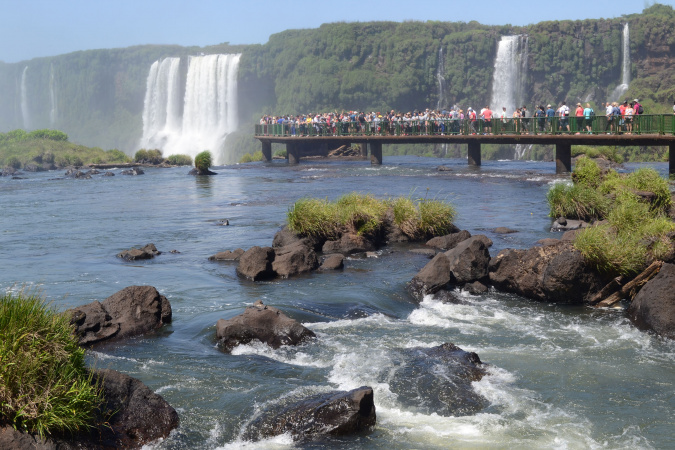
[258,98,653,136]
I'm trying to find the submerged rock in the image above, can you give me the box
[209,248,245,261]
[387,343,488,416]
[216,300,315,352]
[322,233,376,255]
[121,167,144,175]
[627,262,675,339]
[69,285,172,346]
[243,386,376,442]
[117,243,161,261]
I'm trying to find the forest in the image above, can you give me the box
[0,4,673,162]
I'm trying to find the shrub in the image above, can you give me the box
[335,192,389,236]
[42,151,55,165]
[623,167,672,213]
[166,154,192,166]
[28,129,68,141]
[194,151,212,172]
[5,155,21,169]
[274,149,287,158]
[547,182,610,221]
[238,151,264,163]
[0,291,103,437]
[146,149,164,164]
[572,156,603,189]
[104,149,130,163]
[390,197,419,237]
[134,149,148,163]
[287,197,337,238]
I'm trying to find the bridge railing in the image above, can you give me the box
[255,114,675,138]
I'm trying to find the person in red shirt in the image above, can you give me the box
[483,106,493,134]
[575,103,584,134]
[619,101,627,133]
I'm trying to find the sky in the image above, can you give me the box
[0,0,671,63]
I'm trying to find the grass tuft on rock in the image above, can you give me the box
[0,290,103,437]
[548,157,674,276]
[287,192,455,240]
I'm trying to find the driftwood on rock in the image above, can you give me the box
[593,261,663,308]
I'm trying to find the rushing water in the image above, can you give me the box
[1,157,673,449]
[610,23,631,102]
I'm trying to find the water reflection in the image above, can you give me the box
[194,174,213,197]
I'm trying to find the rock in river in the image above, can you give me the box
[627,262,675,340]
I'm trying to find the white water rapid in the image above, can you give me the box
[610,23,630,102]
[140,54,241,165]
[20,66,30,129]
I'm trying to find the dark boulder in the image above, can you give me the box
[64,168,91,179]
[426,230,471,250]
[236,246,275,280]
[103,171,115,176]
[208,248,245,261]
[216,300,315,352]
[243,386,375,442]
[272,226,323,251]
[1,167,20,177]
[23,163,45,172]
[69,285,172,346]
[407,253,452,302]
[0,369,179,449]
[188,168,217,175]
[387,343,488,416]
[117,243,161,261]
[319,253,344,270]
[382,210,410,243]
[322,233,376,255]
[272,241,319,278]
[121,167,144,175]
[488,241,606,304]
[627,262,675,339]
[464,281,489,295]
[444,236,491,284]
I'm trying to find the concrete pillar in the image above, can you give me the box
[261,141,272,162]
[467,142,481,166]
[555,143,572,174]
[358,143,367,158]
[287,143,300,164]
[670,143,675,178]
[370,142,382,165]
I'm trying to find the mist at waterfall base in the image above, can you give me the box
[2,158,673,449]
[140,54,241,165]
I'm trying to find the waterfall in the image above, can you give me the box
[490,35,529,159]
[436,47,447,111]
[49,64,57,126]
[139,54,241,165]
[610,23,630,102]
[490,35,528,118]
[20,66,30,129]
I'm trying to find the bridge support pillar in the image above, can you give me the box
[556,143,572,174]
[287,143,300,164]
[261,141,272,162]
[468,142,481,166]
[370,142,382,165]
[670,143,675,177]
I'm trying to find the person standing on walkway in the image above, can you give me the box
[575,103,584,134]
[605,102,614,133]
[583,103,594,133]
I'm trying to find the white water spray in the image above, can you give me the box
[20,66,30,129]
[490,35,528,118]
[140,54,241,165]
[49,64,57,126]
[610,23,630,102]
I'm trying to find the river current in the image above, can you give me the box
[1,156,673,449]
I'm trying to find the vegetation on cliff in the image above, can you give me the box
[287,192,455,240]
[0,291,103,437]
[547,157,674,276]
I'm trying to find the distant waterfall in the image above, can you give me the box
[436,47,447,111]
[20,66,31,129]
[490,35,529,159]
[49,64,57,126]
[610,23,630,102]
[140,54,241,165]
[490,35,528,117]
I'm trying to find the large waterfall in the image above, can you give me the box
[20,66,31,129]
[49,63,57,126]
[610,23,630,102]
[436,47,447,111]
[140,53,241,165]
[490,35,528,117]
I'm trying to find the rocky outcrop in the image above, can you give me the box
[322,233,376,255]
[272,241,319,278]
[387,343,487,416]
[208,248,245,261]
[117,243,161,261]
[426,230,470,250]
[627,262,675,339]
[216,300,315,351]
[64,168,91,179]
[188,168,217,175]
[69,285,172,346]
[243,386,376,442]
[236,246,276,280]
[407,253,453,301]
[319,253,344,270]
[0,369,179,449]
[488,241,606,303]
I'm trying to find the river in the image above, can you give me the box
[1,156,673,449]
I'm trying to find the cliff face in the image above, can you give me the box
[0,6,672,154]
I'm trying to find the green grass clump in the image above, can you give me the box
[547,182,610,221]
[0,290,102,437]
[166,154,193,166]
[572,156,603,189]
[238,151,264,164]
[194,151,212,172]
[287,192,456,241]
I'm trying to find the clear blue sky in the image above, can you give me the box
[0,0,670,63]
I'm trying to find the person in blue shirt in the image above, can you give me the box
[583,103,594,133]
[546,104,555,132]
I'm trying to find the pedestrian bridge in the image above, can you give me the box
[254,115,675,175]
